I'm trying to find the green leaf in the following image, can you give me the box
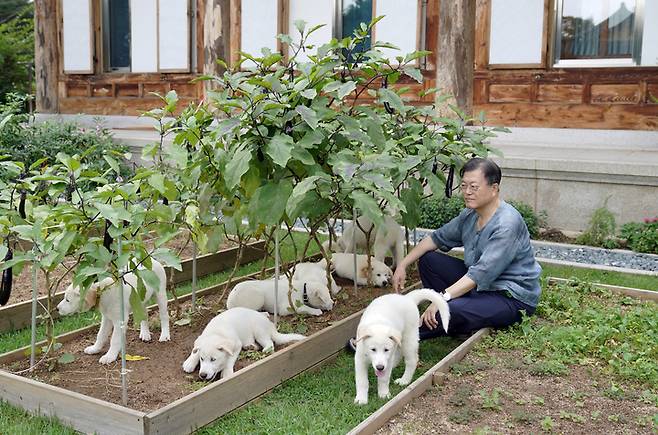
[57,353,76,365]
[129,287,148,325]
[94,203,132,228]
[337,81,357,100]
[403,66,423,83]
[296,106,319,130]
[174,317,192,326]
[148,173,167,195]
[266,134,294,168]
[350,191,383,227]
[300,89,317,99]
[225,146,252,190]
[103,155,120,174]
[136,268,162,294]
[286,175,323,217]
[249,181,293,226]
[167,143,188,168]
[378,88,405,113]
[294,19,307,35]
[151,248,182,271]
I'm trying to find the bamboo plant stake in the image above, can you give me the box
[117,230,128,406]
[191,242,197,312]
[29,249,38,369]
[352,207,358,296]
[274,227,280,326]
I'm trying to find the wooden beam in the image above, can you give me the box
[34,0,59,112]
[0,370,145,435]
[347,328,492,435]
[547,277,658,302]
[436,0,475,115]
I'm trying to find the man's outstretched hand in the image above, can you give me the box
[392,266,406,293]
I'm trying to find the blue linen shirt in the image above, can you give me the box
[430,200,542,307]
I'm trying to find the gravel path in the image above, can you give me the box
[298,219,658,274]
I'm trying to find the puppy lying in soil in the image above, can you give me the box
[57,259,170,364]
[226,277,334,316]
[292,259,341,295]
[182,307,306,380]
[354,289,450,405]
[330,253,393,287]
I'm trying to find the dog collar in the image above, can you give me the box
[303,283,310,305]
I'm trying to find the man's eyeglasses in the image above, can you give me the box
[460,183,481,193]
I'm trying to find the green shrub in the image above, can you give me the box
[577,200,618,248]
[0,114,133,181]
[0,4,34,101]
[508,200,544,239]
[621,218,658,254]
[419,197,545,238]
[419,196,465,229]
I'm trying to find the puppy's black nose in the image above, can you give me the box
[376,364,384,371]
[199,372,208,380]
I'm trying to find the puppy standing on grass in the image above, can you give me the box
[182,307,306,380]
[57,259,170,364]
[354,289,450,405]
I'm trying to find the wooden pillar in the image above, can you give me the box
[436,0,475,116]
[203,0,231,94]
[34,0,59,113]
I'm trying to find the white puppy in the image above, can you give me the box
[324,216,405,268]
[331,253,393,287]
[354,289,450,405]
[292,259,341,296]
[182,307,306,380]
[57,259,170,364]
[226,277,334,316]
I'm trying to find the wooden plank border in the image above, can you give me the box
[0,241,265,334]
[348,328,492,435]
[0,370,145,435]
[547,277,658,302]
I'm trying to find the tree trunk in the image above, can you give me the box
[34,0,59,113]
[436,0,475,117]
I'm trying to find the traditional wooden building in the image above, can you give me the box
[34,1,658,230]
[35,0,658,129]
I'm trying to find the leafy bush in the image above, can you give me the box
[0,112,133,181]
[419,197,545,239]
[621,218,658,254]
[508,200,544,239]
[418,196,465,229]
[0,3,34,101]
[576,200,618,248]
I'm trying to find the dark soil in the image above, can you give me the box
[538,228,577,244]
[2,272,415,412]
[377,347,658,434]
[6,231,230,306]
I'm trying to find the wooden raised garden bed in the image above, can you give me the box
[0,251,406,434]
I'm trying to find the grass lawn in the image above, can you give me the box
[0,244,655,433]
[380,278,658,433]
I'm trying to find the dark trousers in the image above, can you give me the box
[417,251,535,340]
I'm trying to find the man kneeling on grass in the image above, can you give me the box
[393,157,541,339]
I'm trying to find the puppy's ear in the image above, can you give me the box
[389,331,402,347]
[217,340,236,356]
[359,265,371,279]
[83,286,97,310]
[356,325,373,342]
